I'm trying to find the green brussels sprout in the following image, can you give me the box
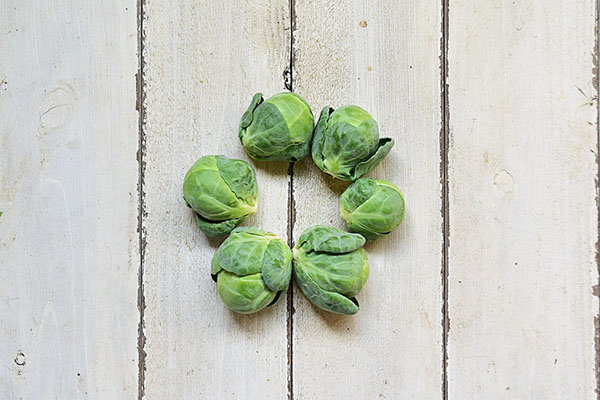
[292,226,369,315]
[311,105,394,181]
[211,227,292,313]
[183,155,258,237]
[340,178,406,241]
[239,92,315,161]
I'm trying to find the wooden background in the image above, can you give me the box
[1,0,598,399]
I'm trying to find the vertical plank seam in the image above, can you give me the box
[286,1,297,399]
[440,0,450,398]
[595,0,600,397]
[136,0,147,398]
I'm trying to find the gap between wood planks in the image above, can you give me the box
[137,0,147,399]
[440,0,450,399]
[286,1,297,400]
[590,0,600,395]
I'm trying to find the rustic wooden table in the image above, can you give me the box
[1,1,598,399]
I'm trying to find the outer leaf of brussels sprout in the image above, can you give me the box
[268,93,314,145]
[296,225,365,253]
[216,156,258,204]
[214,228,274,276]
[211,227,292,313]
[340,178,378,213]
[295,248,369,298]
[327,106,379,160]
[310,107,332,172]
[268,289,287,306]
[183,156,257,220]
[211,248,223,275]
[293,260,360,315]
[320,122,376,180]
[344,221,383,241]
[350,137,394,180]
[241,102,288,159]
[195,213,245,237]
[231,226,271,236]
[293,225,370,315]
[341,179,405,241]
[262,239,293,292]
[240,92,314,161]
[312,105,382,181]
[217,271,277,314]
[327,105,378,132]
[239,92,264,132]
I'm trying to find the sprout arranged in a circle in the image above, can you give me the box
[340,178,405,241]
[183,155,258,237]
[293,226,369,315]
[211,227,292,314]
[239,92,315,161]
[311,105,394,181]
[183,94,405,318]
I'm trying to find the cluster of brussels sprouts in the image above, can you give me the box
[183,92,406,315]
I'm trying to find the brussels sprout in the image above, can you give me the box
[340,178,406,241]
[211,227,292,313]
[239,92,315,161]
[183,155,257,237]
[311,105,394,181]
[292,226,369,315]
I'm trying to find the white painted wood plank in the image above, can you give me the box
[142,1,291,398]
[447,1,599,398]
[292,1,444,398]
[0,1,139,398]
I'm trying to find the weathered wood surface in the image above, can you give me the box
[142,1,291,398]
[291,1,444,398]
[0,1,139,398]
[3,0,600,399]
[446,1,599,398]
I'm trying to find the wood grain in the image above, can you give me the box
[447,1,599,398]
[0,1,139,398]
[291,1,444,398]
[142,1,291,398]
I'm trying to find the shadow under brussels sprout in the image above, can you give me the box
[293,157,351,196]
[225,300,283,330]
[183,209,227,249]
[321,172,352,196]
[246,157,289,177]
